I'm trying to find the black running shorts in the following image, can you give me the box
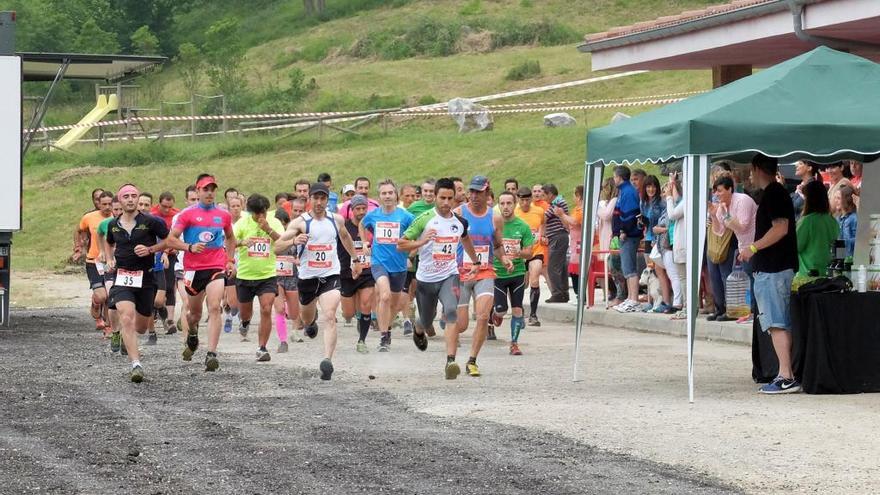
[235,277,278,303]
[298,275,341,306]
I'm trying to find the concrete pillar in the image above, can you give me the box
[712,64,752,88]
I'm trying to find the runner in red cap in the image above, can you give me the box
[167,174,236,372]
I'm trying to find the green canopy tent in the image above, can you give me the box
[574,47,880,401]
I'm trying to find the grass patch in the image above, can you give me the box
[505,60,542,81]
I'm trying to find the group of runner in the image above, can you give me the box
[75,173,560,383]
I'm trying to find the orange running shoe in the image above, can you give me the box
[509,343,523,356]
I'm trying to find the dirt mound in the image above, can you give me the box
[457,30,494,53]
[43,166,107,188]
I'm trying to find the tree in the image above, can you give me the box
[176,42,203,97]
[202,18,247,106]
[130,25,160,55]
[74,18,121,54]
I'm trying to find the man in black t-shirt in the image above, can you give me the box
[106,184,170,383]
[738,154,800,394]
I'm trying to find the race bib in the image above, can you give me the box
[276,256,296,277]
[183,270,196,288]
[502,238,520,256]
[463,245,490,269]
[247,237,271,258]
[432,236,458,261]
[95,262,106,276]
[354,241,371,268]
[307,243,333,269]
[115,269,143,288]
[375,222,400,244]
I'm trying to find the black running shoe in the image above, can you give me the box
[183,331,199,361]
[165,320,178,335]
[146,332,158,346]
[205,353,219,372]
[412,329,428,352]
[304,320,318,339]
[487,326,497,341]
[319,358,334,381]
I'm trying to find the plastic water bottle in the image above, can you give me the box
[725,264,750,318]
[857,264,867,293]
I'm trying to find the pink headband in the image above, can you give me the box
[117,184,139,198]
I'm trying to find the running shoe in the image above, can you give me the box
[509,343,523,356]
[652,302,672,314]
[378,333,391,352]
[130,365,144,383]
[426,325,436,337]
[223,316,233,334]
[487,326,497,341]
[403,319,414,336]
[182,331,199,361]
[277,341,289,353]
[319,358,334,381]
[304,321,318,339]
[528,316,541,327]
[759,377,801,394]
[445,361,460,380]
[466,362,481,377]
[110,331,121,353]
[393,315,401,328]
[164,320,178,335]
[491,311,503,327]
[146,332,158,346]
[121,343,128,356]
[614,300,640,313]
[256,349,271,362]
[205,353,220,372]
[412,329,428,352]
[291,329,304,343]
[356,341,368,354]
[239,325,249,341]
[344,317,353,327]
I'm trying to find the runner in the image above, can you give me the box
[403,179,436,332]
[233,194,284,362]
[280,179,311,217]
[338,177,379,220]
[150,192,180,334]
[171,185,199,335]
[97,196,123,351]
[167,174,236,372]
[399,178,481,379]
[406,179,435,217]
[105,184,170,383]
[451,176,512,377]
[360,180,414,351]
[74,190,113,333]
[450,177,467,207]
[317,173,339,212]
[491,191,534,355]
[399,183,418,210]
[274,198,305,351]
[504,178,519,194]
[222,188,239,211]
[224,195,243,336]
[137,192,167,346]
[339,195,375,353]
[515,186,547,326]
[274,182,362,380]
[341,184,355,202]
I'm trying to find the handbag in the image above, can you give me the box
[707,227,734,264]
[649,242,662,261]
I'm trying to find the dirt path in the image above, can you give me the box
[0,310,735,494]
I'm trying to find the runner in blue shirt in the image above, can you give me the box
[360,179,414,351]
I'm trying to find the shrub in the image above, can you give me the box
[505,60,542,81]
[491,19,579,48]
[417,95,439,106]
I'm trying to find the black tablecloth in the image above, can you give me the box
[752,292,880,394]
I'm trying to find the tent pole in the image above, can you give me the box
[573,161,602,382]
[684,154,709,403]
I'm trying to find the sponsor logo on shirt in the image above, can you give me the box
[198,231,216,243]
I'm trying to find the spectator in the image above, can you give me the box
[665,172,687,317]
[631,168,647,192]
[543,184,571,303]
[597,178,624,304]
[832,185,858,258]
[796,180,838,277]
[712,175,758,322]
[738,154,800,394]
[790,160,819,222]
[824,161,852,205]
[640,175,672,312]
[567,186,584,295]
[611,166,643,313]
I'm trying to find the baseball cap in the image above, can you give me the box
[196,175,218,189]
[516,186,532,198]
[309,182,330,196]
[342,184,355,194]
[468,175,490,192]
[350,194,368,208]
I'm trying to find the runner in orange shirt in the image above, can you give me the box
[515,187,546,326]
[74,191,114,332]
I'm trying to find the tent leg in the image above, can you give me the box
[684,154,709,403]
[573,162,603,382]
[23,58,70,154]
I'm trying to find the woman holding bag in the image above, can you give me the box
[640,175,672,312]
[710,174,757,322]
